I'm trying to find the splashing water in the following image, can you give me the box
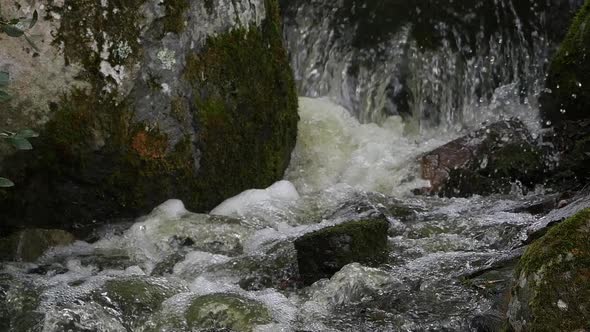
[0,95,552,331]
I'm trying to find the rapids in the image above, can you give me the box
[0,96,550,331]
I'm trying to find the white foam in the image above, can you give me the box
[210,180,300,217]
[286,97,451,197]
[150,199,188,220]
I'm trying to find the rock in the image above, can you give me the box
[0,274,44,332]
[519,191,590,245]
[92,277,186,329]
[294,218,389,285]
[0,0,298,232]
[540,0,590,127]
[539,0,590,189]
[0,228,75,262]
[506,208,590,331]
[418,119,544,197]
[185,293,272,332]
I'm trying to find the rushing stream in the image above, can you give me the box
[1,0,583,331]
[0,95,553,331]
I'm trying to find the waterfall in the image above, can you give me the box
[281,0,583,133]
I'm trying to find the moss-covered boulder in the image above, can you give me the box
[186,293,272,332]
[540,0,590,126]
[418,119,545,197]
[539,0,590,189]
[0,228,75,262]
[506,208,590,331]
[294,218,389,285]
[0,0,298,232]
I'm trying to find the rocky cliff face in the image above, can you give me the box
[0,0,298,232]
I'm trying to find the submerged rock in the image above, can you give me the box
[185,293,272,332]
[0,229,75,262]
[92,277,186,329]
[506,208,590,331]
[294,218,389,285]
[0,0,298,232]
[418,119,544,197]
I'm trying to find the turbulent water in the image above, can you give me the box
[0,96,552,331]
[2,0,581,330]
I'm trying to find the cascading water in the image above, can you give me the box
[0,1,585,331]
[281,0,582,132]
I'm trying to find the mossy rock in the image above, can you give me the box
[185,293,272,332]
[0,229,75,262]
[506,208,590,331]
[294,218,390,285]
[92,277,186,328]
[540,0,590,126]
[0,0,298,232]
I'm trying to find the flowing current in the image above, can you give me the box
[0,96,550,331]
[1,0,582,330]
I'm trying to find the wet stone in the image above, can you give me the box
[294,218,390,285]
[0,229,76,262]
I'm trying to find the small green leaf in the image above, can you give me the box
[9,137,33,150]
[0,177,14,188]
[0,72,8,87]
[2,25,24,37]
[0,90,10,102]
[16,129,39,138]
[29,10,38,29]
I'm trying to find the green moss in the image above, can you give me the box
[294,218,390,285]
[186,294,272,332]
[511,208,590,331]
[94,278,183,327]
[184,0,299,211]
[162,0,189,34]
[540,0,590,125]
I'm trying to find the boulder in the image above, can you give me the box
[506,208,590,331]
[539,0,590,189]
[0,0,298,231]
[0,228,75,262]
[294,218,389,285]
[418,119,544,197]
